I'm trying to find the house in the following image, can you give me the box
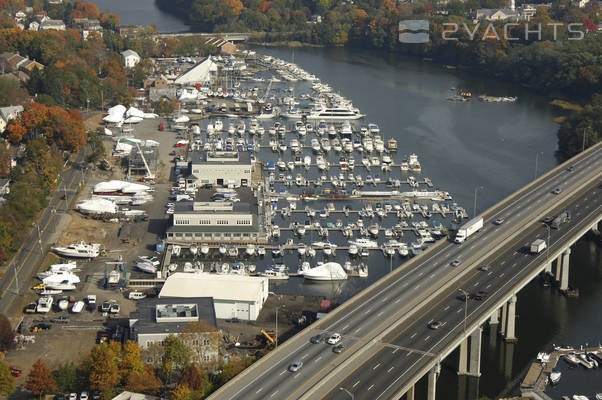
[310,14,322,23]
[174,57,218,86]
[0,53,27,72]
[143,75,168,90]
[0,105,24,133]
[19,59,43,72]
[118,25,145,39]
[128,296,220,364]
[475,8,520,20]
[47,0,63,4]
[121,49,141,68]
[72,18,103,40]
[39,19,66,31]
[159,273,269,321]
[204,38,237,55]
[149,87,177,102]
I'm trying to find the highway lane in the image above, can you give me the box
[325,182,602,400]
[0,150,86,314]
[211,145,602,400]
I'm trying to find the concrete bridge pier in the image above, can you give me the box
[499,302,508,337]
[457,327,483,376]
[559,248,571,292]
[427,364,440,400]
[543,262,552,275]
[504,295,518,343]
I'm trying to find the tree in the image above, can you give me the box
[180,365,203,391]
[170,384,193,400]
[125,365,162,395]
[120,341,144,383]
[180,321,221,367]
[0,77,29,106]
[160,335,190,384]
[0,359,15,396]
[88,342,121,393]
[52,362,78,393]
[0,314,14,351]
[26,359,57,399]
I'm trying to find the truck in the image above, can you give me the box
[551,210,571,229]
[454,217,484,244]
[530,239,547,254]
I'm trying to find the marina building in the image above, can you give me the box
[186,150,253,187]
[159,273,269,321]
[128,296,220,363]
[174,57,218,86]
[166,200,261,244]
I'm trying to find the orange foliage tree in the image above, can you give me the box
[26,359,57,399]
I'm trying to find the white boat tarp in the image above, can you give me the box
[114,142,133,154]
[126,106,145,118]
[107,104,126,116]
[103,114,124,124]
[144,139,160,147]
[76,198,118,214]
[103,128,113,136]
[124,116,143,124]
[173,115,190,123]
[93,180,151,194]
[174,57,217,85]
[142,113,158,119]
[302,262,348,281]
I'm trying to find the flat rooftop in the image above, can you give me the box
[159,273,267,303]
[189,150,251,165]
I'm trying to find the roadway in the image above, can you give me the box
[209,143,602,400]
[0,150,86,315]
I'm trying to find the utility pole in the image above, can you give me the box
[458,289,468,334]
[13,264,19,294]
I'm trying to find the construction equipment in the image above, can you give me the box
[260,329,276,344]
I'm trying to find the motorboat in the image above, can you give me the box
[53,242,100,258]
[190,244,198,256]
[71,300,85,313]
[138,256,160,266]
[42,271,80,285]
[260,265,289,280]
[245,244,256,256]
[227,246,239,257]
[200,245,210,255]
[36,296,53,313]
[136,261,157,274]
[219,244,227,255]
[549,368,561,384]
[348,238,379,249]
[297,246,307,256]
[172,245,181,256]
[38,261,77,279]
[58,299,69,311]
[45,280,77,291]
[302,262,347,281]
[297,261,311,275]
[563,353,581,366]
[306,103,365,120]
[258,245,266,256]
[348,244,359,256]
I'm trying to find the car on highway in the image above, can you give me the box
[450,259,461,267]
[566,165,574,172]
[428,321,442,330]
[327,333,342,345]
[477,265,490,272]
[473,291,488,300]
[552,188,562,195]
[51,316,70,324]
[333,344,345,354]
[494,218,505,225]
[457,293,472,301]
[310,333,326,344]
[288,361,303,372]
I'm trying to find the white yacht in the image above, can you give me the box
[45,280,77,291]
[200,245,210,255]
[136,261,157,274]
[38,262,76,279]
[260,265,289,280]
[348,238,379,249]
[36,296,53,313]
[42,271,80,285]
[302,262,347,281]
[257,245,266,256]
[348,244,359,256]
[549,368,561,384]
[306,103,365,120]
[245,244,256,256]
[53,242,100,258]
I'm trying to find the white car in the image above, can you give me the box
[80,392,88,400]
[327,333,342,345]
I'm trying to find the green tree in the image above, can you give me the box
[0,360,15,396]
[0,314,14,351]
[160,335,190,384]
[53,362,78,393]
[0,77,29,106]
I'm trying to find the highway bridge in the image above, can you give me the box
[208,143,602,400]
[157,32,253,42]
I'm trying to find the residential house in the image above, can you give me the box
[149,87,177,102]
[48,0,63,4]
[121,49,141,68]
[72,18,103,40]
[0,105,24,133]
[19,59,43,72]
[205,38,237,55]
[143,75,168,91]
[39,19,66,31]
[118,25,145,39]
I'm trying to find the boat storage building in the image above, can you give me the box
[159,273,269,321]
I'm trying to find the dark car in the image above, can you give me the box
[566,165,574,172]
[543,216,554,224]
[24,303,37,313]
[428,321,442,330]
[226,317,242,323]
[552,188,562,195]
[478,265,490,272]
[51,316,70,324]
[333,344,345,354]
[100,302,111,313]
[310,333,326,344]
[473,291,488,300]
[457,293,472,301]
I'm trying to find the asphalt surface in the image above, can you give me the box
[209,144,601,400]
[0,149,86,315]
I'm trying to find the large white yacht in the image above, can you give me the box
[306,103,365,120]
[348,238,379,249]
[302,262,348,281]
[52,242,101,258]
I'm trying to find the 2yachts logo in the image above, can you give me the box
[398,20,430,43]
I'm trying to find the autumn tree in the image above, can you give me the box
[0,314,14,351]
[159,335,190,384]
[0,77,29,106]
[26,359,57,399]
[125,365,162,395]
[120,341,144,383]
[88,342,121,394]
[180,365,211,398]
[170,384,193,400]
[0,359,15,396]
[180,321,221,367]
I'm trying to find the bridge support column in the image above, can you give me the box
[427,365,439,400]
[544,262,552,275]
[560,248,571,292]
[406,385,415,400]
[554,257,562,282]
[458,337,468,375]
[499,302,508,337]
[505,295,518,343]
[490,308,499,325]
[468,327,482,376]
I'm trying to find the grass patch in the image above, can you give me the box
[550,99,582,112]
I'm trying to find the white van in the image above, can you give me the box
[128,291,147,300]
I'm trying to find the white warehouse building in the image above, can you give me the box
[187,150,252,188]
[159,273,269,321]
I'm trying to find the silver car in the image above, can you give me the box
[288,361,303,372]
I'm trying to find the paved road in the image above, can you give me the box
[209,144,601,400]
[0,150,86,315]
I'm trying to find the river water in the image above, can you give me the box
[89,1,601,397]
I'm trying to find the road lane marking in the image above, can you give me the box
[256,388,263,394]
[414,284,420,289]
[342,324,349,330]
[500,273,505,277]
[418,272,424,277]
[444,305,450,311]
[512,262,517,267]
[280,370,286,376]
[315,356,322,363]
[473,281,479,286]
[368,384,374,391]
[488,271,493,276]
[270,391,279,398]
[424,336,430,341]
[410,333,417,339]
[364,308,373,315]
[355,328,362,333]
[394,298,401,304]
[392,348,399,354]
[377,311,384,316]
[301,354,308,360]
[457,308,462,313]
[430,273,436,278]
[486,284,491,289]
[381,296,388,302]
[353,381,360,388]
[373,363,380,370]
[500,260,506,266]
[469,245,476,250]
[387,367,394,373]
